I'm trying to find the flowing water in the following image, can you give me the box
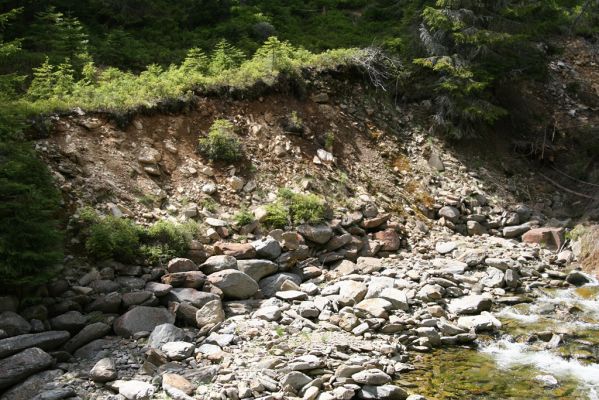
[402,280,599,399]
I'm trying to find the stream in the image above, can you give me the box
[402,279,599,399]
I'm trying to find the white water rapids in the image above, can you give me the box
[481,276,599,399]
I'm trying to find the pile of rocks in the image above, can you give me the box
[0,213,589,399]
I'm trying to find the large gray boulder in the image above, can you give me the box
[148,324,186,349]
[0,331,70,358]
[237,259,278,282]
[165,288,220,309]
[63,322,110,354]
[206,270,259,300]
[167,258,198,273]
[251,237,282,260]
[113,306,175,338]
[259,273,302,298]
[297,224,333,244]
[49,311,86,333]
[0,311,31,337]
[447,295,492,315]
[200,255,237,275]
[0,348,53,390]
[0,369,63,400]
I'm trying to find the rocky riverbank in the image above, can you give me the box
[0,202,591,400]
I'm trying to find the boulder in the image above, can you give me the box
[337,280,368,306]
[237,259,278,282]
[251,237,282,260]
[148,324,186,349]
[162,341,195,361]
[438,206,460,222]
[566,271,591,287]
[457,312,502,332]
[214,242,256,259]
[447,295,492,315]
[90,357,117,383]
[0,369,63,400]
[162,373,195,395]
[145,282,172,297]
[87,292,122,313]
[359,385,408,400]
[522,227,564,250]
[165,288,219,309]
[0,311,31,337]
[110,380,155,400]
[195,300,225,327]
[63,322,111,354]
[374,229,400,252]
[161,271,206,289]
[49,311,86,333]
[297,224,333,244]
[0,331,70,358]
[355,298,393,318]
[503,223,532,238]
[0,348,53,390]
[207,270,258,300]
[113,306,175,338]
[167,258,198,273]
[352,369,392,385]
[200,255,237,275]
[259,273,302,298]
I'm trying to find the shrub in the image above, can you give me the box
[85,216,141,262]
[234,208,255,226]
[286,192,326,224]
[198,119,242,162]
[140,220,198,264]
[263,203,289,229]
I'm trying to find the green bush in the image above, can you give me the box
[234,208,255,226]
[85,216,141,262]
[263,202,289,229]
[263,189,326,228]
[140,220,199,264]
[198,119,242,162]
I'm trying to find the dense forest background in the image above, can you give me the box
[0,0,597,285]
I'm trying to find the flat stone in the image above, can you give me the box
[163,373,195,395]
[522,227,564,249]
[214,242,256,259]
[457,312,502,332]
[145,282,172,297]
[503,223,532,238]
[162,341,195,361]
[447,295,492,315]
[0,369,62,400]
[161,271,206,288]
[166,288,219,308]
[435,241,457,254]
[0,348,53,390]
[0,331,70,358]
[359,385,409,400]
[200,255,237,275]
[355,298,393,318]
[50,311,86,333]
[111,380,155,400]
[275,290,308,301]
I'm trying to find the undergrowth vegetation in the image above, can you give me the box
[199,119,243,162]
[80,208,200,265]
[264,189,327,228]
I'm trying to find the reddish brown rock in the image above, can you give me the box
[161,271,206,288]
[374,229,401,251]
[361,214,390,230]
[522,227,564,250]
[214,242,256,259]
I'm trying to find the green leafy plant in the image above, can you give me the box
[140,220,199,264]
[234,208,255,226]
[85,216,142,262]
[263,202,289,229]
[198,119,242,162]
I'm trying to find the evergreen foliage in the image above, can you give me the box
[198,119,243,162]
